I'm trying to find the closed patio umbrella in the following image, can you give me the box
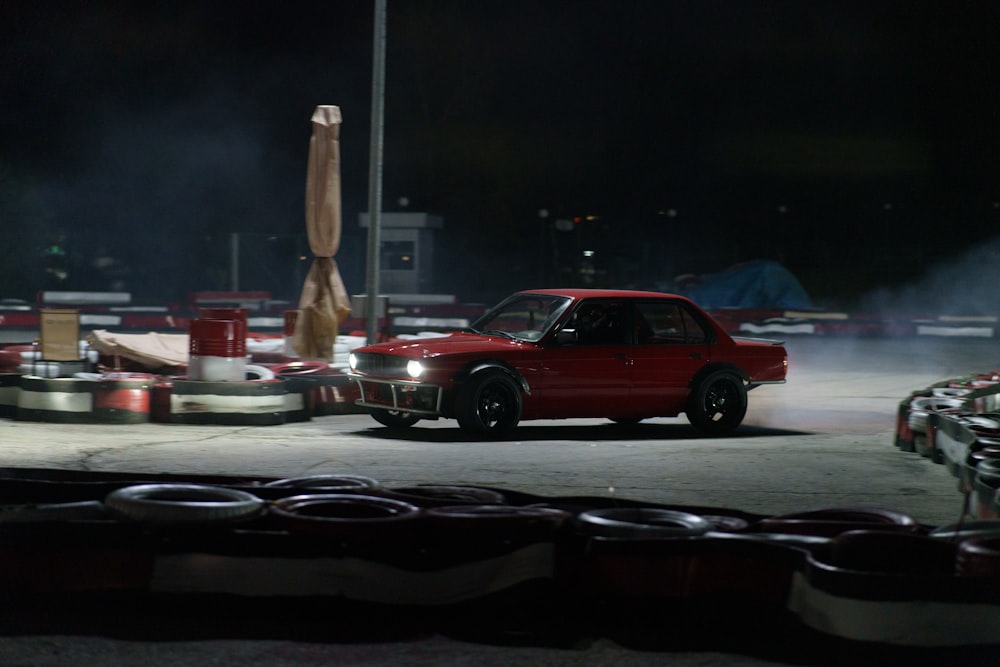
[292,105,351,360]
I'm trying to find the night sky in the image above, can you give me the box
[3,1,1000,311]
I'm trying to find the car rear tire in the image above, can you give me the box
[371,408,420,428]
[455,371,522,438]
[686,370,747,434]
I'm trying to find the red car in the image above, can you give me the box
[347,289,787,438]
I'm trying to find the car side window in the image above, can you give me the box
[562,301,629,345]
[635,302,708,345]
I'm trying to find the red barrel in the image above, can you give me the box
[92,372,155,424]
[199,307,247,323]
[283,310,299,358]
[188,318,247,382]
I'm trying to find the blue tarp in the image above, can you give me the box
[674,260,813,310]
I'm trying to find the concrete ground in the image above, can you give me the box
[0,335,995,665]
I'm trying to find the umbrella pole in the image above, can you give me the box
[364,0,388,344]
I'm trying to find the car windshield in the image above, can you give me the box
[468,294,572,341]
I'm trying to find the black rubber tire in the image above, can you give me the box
[263,474,381,492]
[454,371,522,438]
[370,408,421,428]
[268,493,422,542]
[686,370,747,434]
[575,507,712,538]
[383,485,507,506]
[757,507,919,538]
[105,483,266,523]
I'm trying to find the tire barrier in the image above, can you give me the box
[272,360,329,375]
[0,366,367,426]
[0,499,112,523]
[564,507,716,601]
[755,507,919,537]
[897,372,1000,525]
[150,380,174,423]
[956,535,1000,576]
[278,375,314,423]
[425,505,571,571]
[92,372,155,424]
[1,468,1000,647]
[263,474,381,493]
[972,458,1000,520]
[828,530,957,575]
[168,378,287,425]
[575,507,713,539]
[309,371,364,416]
[105,483,266,523]
[426,504,569,540]
[16,376,95,423]
[382,484,507,507]
[0,368,365,423]
[905,396,967,460]
[0,345,32,373]
[244,364,275,381]
[267,493,422,545]
[0,372,20,418]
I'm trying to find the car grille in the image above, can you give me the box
[352,352,409,377]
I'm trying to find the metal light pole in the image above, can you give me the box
[364,0,387,343]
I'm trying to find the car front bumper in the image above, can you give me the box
[346,374,444,416]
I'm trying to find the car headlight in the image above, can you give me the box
[406,360,424,378]
[348,352,358,370]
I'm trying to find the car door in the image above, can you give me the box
[534,299,633,418]
[626,299,711,415]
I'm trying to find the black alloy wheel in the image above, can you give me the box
[455,371,522,438]
[686,370,747,434]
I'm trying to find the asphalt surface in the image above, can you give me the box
[0,335,995,665]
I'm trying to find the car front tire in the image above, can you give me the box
[455,371,522,438]
[686,370,747,434]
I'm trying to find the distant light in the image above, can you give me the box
[583,250,595,257]
[398,196,410,208]
[538,208,549,219]
[777,205,788,214]
[667,208,678,218]
[883,202,893,211]
[298,255,309,261]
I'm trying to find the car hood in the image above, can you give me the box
[358,333,532,358]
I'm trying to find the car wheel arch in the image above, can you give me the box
[688,362,748,391]
[455,361,530,395]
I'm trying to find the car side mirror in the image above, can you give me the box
[554,329,577,345]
